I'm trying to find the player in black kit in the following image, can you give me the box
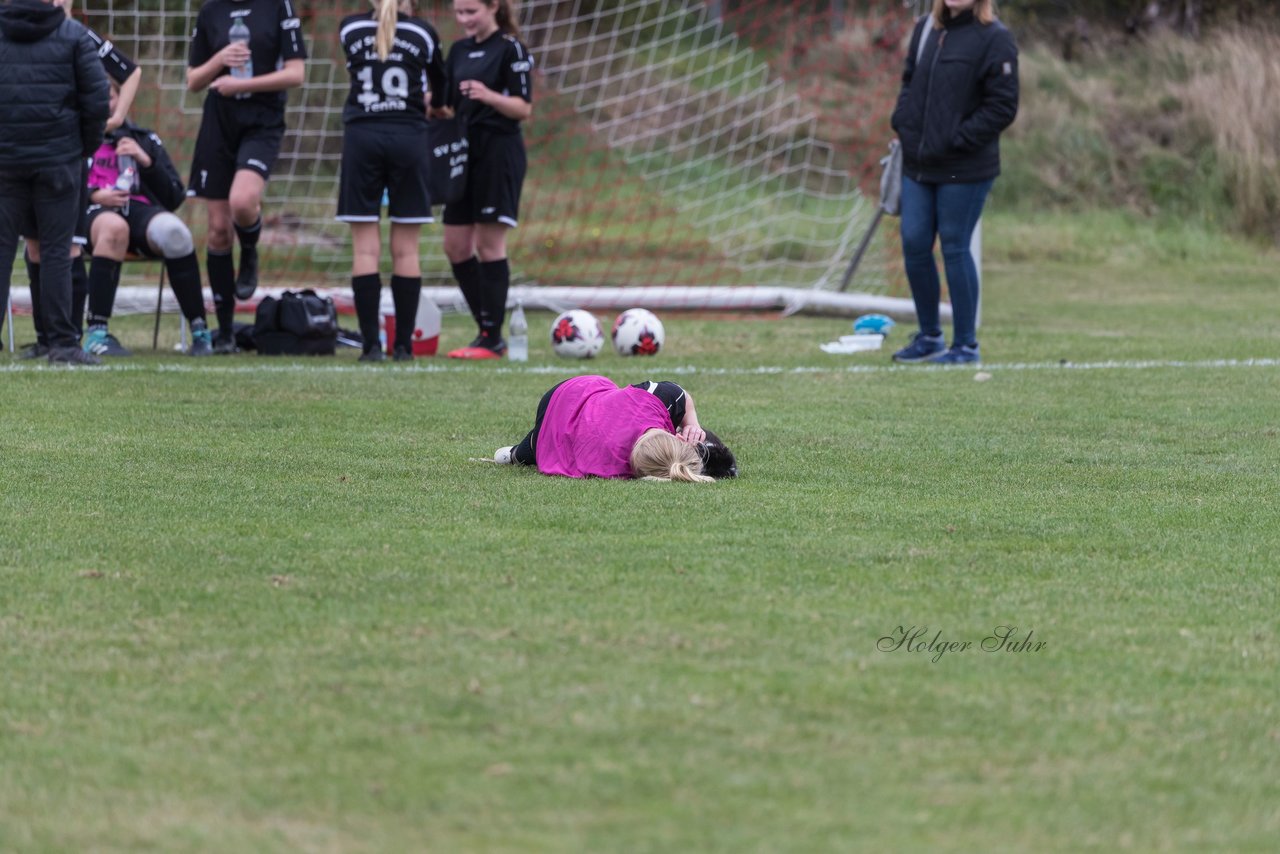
[186,0,307,353]
[441,0,533,360]
[338,0,447,362]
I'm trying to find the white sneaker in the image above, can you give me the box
[494,446,514,464]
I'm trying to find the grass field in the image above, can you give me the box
[2,211,1278,851]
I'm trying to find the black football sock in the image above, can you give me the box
[70,254,88,337]
[478,258,510,341]
[86,256,122,327]
[25,257,46,345]
[351,273,383,352]
[165,252,207,322]
[233,217,262,248]
[390,275,421,352]
[450,257,483,330]
[207,249,236,338]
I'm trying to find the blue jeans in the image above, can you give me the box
[899,176,994,348]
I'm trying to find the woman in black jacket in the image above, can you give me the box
[0,0,109,365]
[890,0,1018,364]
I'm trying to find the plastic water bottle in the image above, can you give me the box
[115,152,136,216]
[228,16,253,88]
[508,300,528,362]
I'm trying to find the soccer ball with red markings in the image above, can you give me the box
[611,308,665,357]
[550,309,604,359]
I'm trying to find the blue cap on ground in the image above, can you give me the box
[853,314,895,335]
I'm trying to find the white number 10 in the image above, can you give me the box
[356,65,410,107]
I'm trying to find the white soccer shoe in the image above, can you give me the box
[494,446,515,464]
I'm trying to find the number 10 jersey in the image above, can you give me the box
[339,11,447,126]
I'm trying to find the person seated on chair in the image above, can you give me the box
[83,81,213,356]
[491,375,737,482]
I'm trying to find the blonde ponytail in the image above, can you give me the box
[631,431,715,484]
[373,0,399,62]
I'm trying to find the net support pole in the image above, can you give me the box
[837,207,885,294]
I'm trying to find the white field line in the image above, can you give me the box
[4,358,1280,376]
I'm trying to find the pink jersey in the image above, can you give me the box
[535,376,676,479]
[87,141,148,205]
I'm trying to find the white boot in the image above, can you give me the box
[494,446,514,464]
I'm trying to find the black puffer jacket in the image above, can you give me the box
[891,11,1019,184]
[0,0,110,169]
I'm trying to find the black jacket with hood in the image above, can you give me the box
[891,10,1019,184]
[0,0,110,169]
[95,122,188,212]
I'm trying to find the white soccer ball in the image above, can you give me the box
[550,309,605,359]
[611,308,665,357]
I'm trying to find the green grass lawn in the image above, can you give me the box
[2,211,1278,851]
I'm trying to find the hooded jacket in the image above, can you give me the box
[90,122,187,212]
[891,10,1019,184]
[0,0,110,169]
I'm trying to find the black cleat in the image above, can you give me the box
[212,335,240,355]
[48,346,103,366]
[188,321,214,356]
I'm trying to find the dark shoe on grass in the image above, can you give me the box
[929,343,981,365]
[48,346,102,366]
[892,332,945,363]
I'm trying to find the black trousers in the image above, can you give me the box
[0,161,82,348]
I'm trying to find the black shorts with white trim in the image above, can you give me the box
[187,98,286,200]
[442,128,526,227]
[337,120,434,224]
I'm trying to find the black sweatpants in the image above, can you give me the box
[0,161,82,348]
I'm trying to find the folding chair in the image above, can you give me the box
[122,253,186,351]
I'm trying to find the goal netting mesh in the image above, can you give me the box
[77,0,911,312]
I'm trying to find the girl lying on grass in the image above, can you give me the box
[491,375,737,482]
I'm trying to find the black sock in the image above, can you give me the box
[450,257,483,329]
[165,252,207,322]
[26,257,46,345]
[390,275,421,351]
[86,256,122,327]
[234,217,262,248]
[351,273,382,352]
[478,258,510,340]
[207,250,235,337]
[70,254,88,337]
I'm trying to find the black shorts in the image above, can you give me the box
[187,96,286,200]
[21,160,91,246]
[85,202,168,258]
[337,120,433,224]
[442,129,526,227]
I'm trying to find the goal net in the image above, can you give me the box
[77,0,911,314]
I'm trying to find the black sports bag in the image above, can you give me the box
[253,290,339,356]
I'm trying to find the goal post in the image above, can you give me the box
[74,0,913,317]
